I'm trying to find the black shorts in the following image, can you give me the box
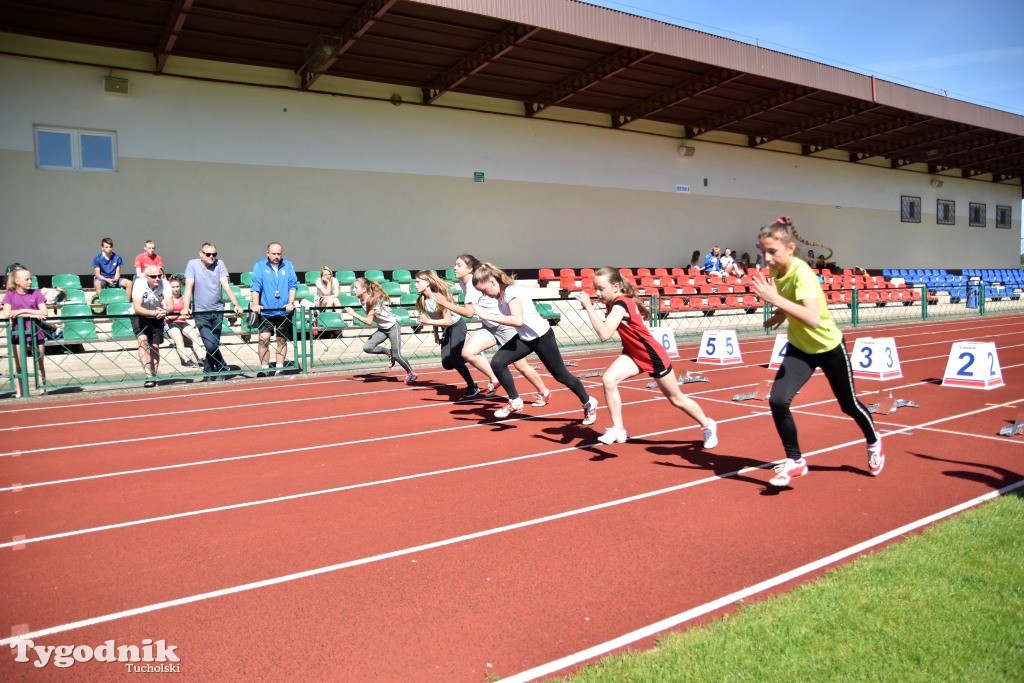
[131,316,165,344]
[258,315,293,339]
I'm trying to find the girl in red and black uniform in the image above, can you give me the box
[574,267,718,447]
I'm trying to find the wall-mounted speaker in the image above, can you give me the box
[678,145,696,158]
[103,76,130,95]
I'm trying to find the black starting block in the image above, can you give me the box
[733,379,772,402]
[647,371,709,388]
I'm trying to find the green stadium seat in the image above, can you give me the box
[240,271,253,286]
[339,294,360,308]
[296,284,314,302]
[304,271,319,285]
[98,288,128,306]
[382,281,403,297]
[445,269,457,281]
[399,293,419,307]
[316,311,347,330]
[105,301,136,339]
[62,288,88,305]
[60,303,94,317]
[52,274,82,290]
[391,269,413,284]
[61,318,98,341]
[221,284,243,303]
[364,269,386,284]
[336,270,356,287]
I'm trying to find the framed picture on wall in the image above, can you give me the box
[969,202,986,227]
[901,195,921,223]
[936,199,955,225]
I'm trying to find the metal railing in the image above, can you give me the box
[3,282,1022,397]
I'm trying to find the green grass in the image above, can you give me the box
[567,493,1024,682]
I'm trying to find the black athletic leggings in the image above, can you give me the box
[491,328,589,404]
[768,340,879,460]
[441,318,474,387]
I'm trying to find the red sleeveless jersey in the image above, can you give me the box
[607,296,671,377]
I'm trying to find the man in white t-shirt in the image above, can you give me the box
[132,266,173,387]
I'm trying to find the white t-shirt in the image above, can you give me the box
[463,279,502,331]
[497,284,549,341]
[132,277,169,312]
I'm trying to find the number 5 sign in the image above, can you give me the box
[850,337,903,380]
[648,327,680,359]
[942,341,1004,389]
[697,330,742,365]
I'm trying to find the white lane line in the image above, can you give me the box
[498,479,1024,683]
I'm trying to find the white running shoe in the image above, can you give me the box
[531,391,552,407]
[867,439,885,476]
[769,458,808,487]
[581,397,599,426]
[702,418,718,449]
[494,397,524,419]
[597,426,627,445]
[484,381,499,398]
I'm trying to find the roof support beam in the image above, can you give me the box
[297,0,397,91]
[894,133,1017,167]
[423,24,540,104]
[803,113,929,154]
[869,124,973,162]
[685,84,814,138]
[154,0,194,74]
[963,151,1024,178]
[526,47,650,117]
[612,68,740,128]
[752,100,878,147]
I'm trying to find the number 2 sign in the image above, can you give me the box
[942,341,1004,389]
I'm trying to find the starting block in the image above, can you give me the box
[647,371,709,388]
[733,379,772,402]
[998,408,1024,437]
[867,397,919,414]
[576,369,603,379]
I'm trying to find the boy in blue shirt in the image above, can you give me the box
[92,237,132,298]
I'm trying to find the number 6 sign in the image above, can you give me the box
[942,341,1004,389]
[648,327,680,359]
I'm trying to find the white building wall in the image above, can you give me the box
[0,45,1019,276]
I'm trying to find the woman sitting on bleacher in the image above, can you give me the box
[2,266,48,397]
[314,266,341,309]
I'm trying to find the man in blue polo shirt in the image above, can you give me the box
[249,241,297,377]
[92,237,132,299]
[182,242,244,381]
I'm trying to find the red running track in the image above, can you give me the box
[1,316,1022,681]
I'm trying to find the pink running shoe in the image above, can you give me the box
[769,458,808,487]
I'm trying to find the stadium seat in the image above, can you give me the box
[60,303,93,318]
[535,302,561,325]
[61,319,98,341]
[315,311,347,330]
[336,270,356,287]
[295,284,314,302]
[304,271,319,285]
[364,269,386,284]
[105,302,136,339]
[338,294,360,308]
[382,281,404,297]
[391,269,413,284]
[445,269,457,281]
[52,273,82,290]
[62,288,88,305]
[537,269,556,285]
[399,293,419,307]
[240,271,253,286]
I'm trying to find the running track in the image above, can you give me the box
[1,316,1022,681]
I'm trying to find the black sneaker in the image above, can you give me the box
[461,386,482,400]
[144,379,156,388]
[257,368,270,378]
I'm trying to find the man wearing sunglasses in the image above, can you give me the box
[131,267,173,388]
[182,243,243,381]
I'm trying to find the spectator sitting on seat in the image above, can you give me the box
[314,266,341,309]
[816,254,828,270]
[703,245,722,275]
[249,241,297,378]
[134,239,164,278]
[688,250,702,272]
[720,248,744,277]
[2,267,49,397]
[165,275,205,368]
[92,237,132,298]
[132,266,173,388]
[739,252,752,272]
[182,242,243,381]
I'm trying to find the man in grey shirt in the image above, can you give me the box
[182,242,243,381]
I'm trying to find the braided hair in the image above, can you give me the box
[758,215,833,262]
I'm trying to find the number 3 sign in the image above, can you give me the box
[850,337,903,380]
[942,341,1004,389]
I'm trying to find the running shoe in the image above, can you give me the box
[867,439,885,476]
[531,391,552,407]
[484,381,499,398]
[702,418,719,449]
[388,353,396,369]
[461,385,481,400]
[494,398,524,419]
[769,458,808,487]
[581,397,599,425]
[405,372,418,385]
[597,426,627,445]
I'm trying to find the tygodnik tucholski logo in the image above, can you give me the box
[10,637,181,671]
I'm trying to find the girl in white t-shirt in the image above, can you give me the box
[414,269,478,399]
[472,262,598,423]
[314,266,341,309]
[345,277,416,384]
[429,254,552,405]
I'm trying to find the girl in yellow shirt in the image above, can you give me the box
[751,216,884,487]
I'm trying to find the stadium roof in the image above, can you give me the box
[3,0,1022,182]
